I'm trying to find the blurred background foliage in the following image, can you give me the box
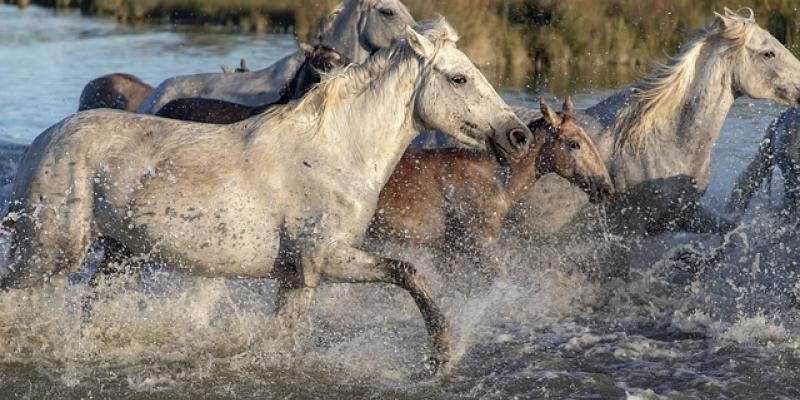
[6,0,799,94]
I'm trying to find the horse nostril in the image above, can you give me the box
[508,129,530,150]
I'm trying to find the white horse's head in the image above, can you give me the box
[358,0,415,53]
[720,8,800,107]
[407,20,531,164]
[319,0,415,62]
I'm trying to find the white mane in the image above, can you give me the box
[257,18,459,138]
[613,7,756,154]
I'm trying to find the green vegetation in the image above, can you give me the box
[6,0,799,93]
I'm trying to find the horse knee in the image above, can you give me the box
[387,259,417,287]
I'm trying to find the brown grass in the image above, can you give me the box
[8,0,800,92]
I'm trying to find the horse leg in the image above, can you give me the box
[2,183,95,289]
[273,279,316,346]
[315,246,452,374]
[82,237,135,322]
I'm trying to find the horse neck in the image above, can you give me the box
[322,0,370,63]
[613,45,736,189]
[502,130,547,203]
[331,58,422,187]
[278,59,314,104]
[251,49,422,191]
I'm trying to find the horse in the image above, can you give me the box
[77,73,153,112]
[727,108,800,215]
[154,44,350,124]
[368,97,613,278]
[510,8,800,240]
[78,60,253,113]
[135,0,415,114]
[0,19,532,374]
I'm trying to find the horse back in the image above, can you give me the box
[155,98,257,124]
[137,51,305,114]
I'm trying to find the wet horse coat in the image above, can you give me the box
[136,0,416,113]
[368,98,613,277]
[1,21,531,372]
[155,45,350,124]
[78,73,153,112]
[512,9,800,238]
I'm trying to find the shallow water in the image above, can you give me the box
[1,4,800,399]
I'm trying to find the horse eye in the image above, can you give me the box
[379,8,395,17]
[762,50,776,59]
[323,61,333,70]
[449,74,468,85]
[568,141,581,150]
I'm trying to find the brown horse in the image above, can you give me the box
[154,44,350,124]
[368,98,613,278]
[78,73,153,112]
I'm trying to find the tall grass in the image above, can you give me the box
[7,0,800,92]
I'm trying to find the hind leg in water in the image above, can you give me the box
[82,237,135,322]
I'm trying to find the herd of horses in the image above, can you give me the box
[2,0,800,375]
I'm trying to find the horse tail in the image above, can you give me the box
[726,125,777,214]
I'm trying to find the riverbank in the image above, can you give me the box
[4,1,799,93]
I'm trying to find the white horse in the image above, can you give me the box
[1,19,531,373]
[727,107,800,215]
[136,0,415,114]
[512,8,800,238]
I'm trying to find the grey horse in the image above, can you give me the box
[0,20,531,374]
[136,0,415,114]
[512,8,800,239]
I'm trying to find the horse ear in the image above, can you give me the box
[406,26,435,60]
[299,42,314,56]
[238,58,249,73]
[562,96,575,116]
[713,8,748,30]
[540,99,561,127]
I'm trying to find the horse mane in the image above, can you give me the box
[258,17,459,137]
[612,7,756,154]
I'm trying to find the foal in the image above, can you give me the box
[368,98,613,278]
[154,44,350,124]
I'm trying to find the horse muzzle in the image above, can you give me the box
[487,126,531,166]
[586,179,615,204]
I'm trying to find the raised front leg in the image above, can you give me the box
[314,246,452,374]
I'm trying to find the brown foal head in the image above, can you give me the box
[532,97,614,203]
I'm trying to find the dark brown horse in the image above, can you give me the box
[368,98,613,278]
[78,73,153,112]
[154,44,350,124]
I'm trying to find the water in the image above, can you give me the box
[1,4,799,399]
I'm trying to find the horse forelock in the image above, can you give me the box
[612,9,757,155]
